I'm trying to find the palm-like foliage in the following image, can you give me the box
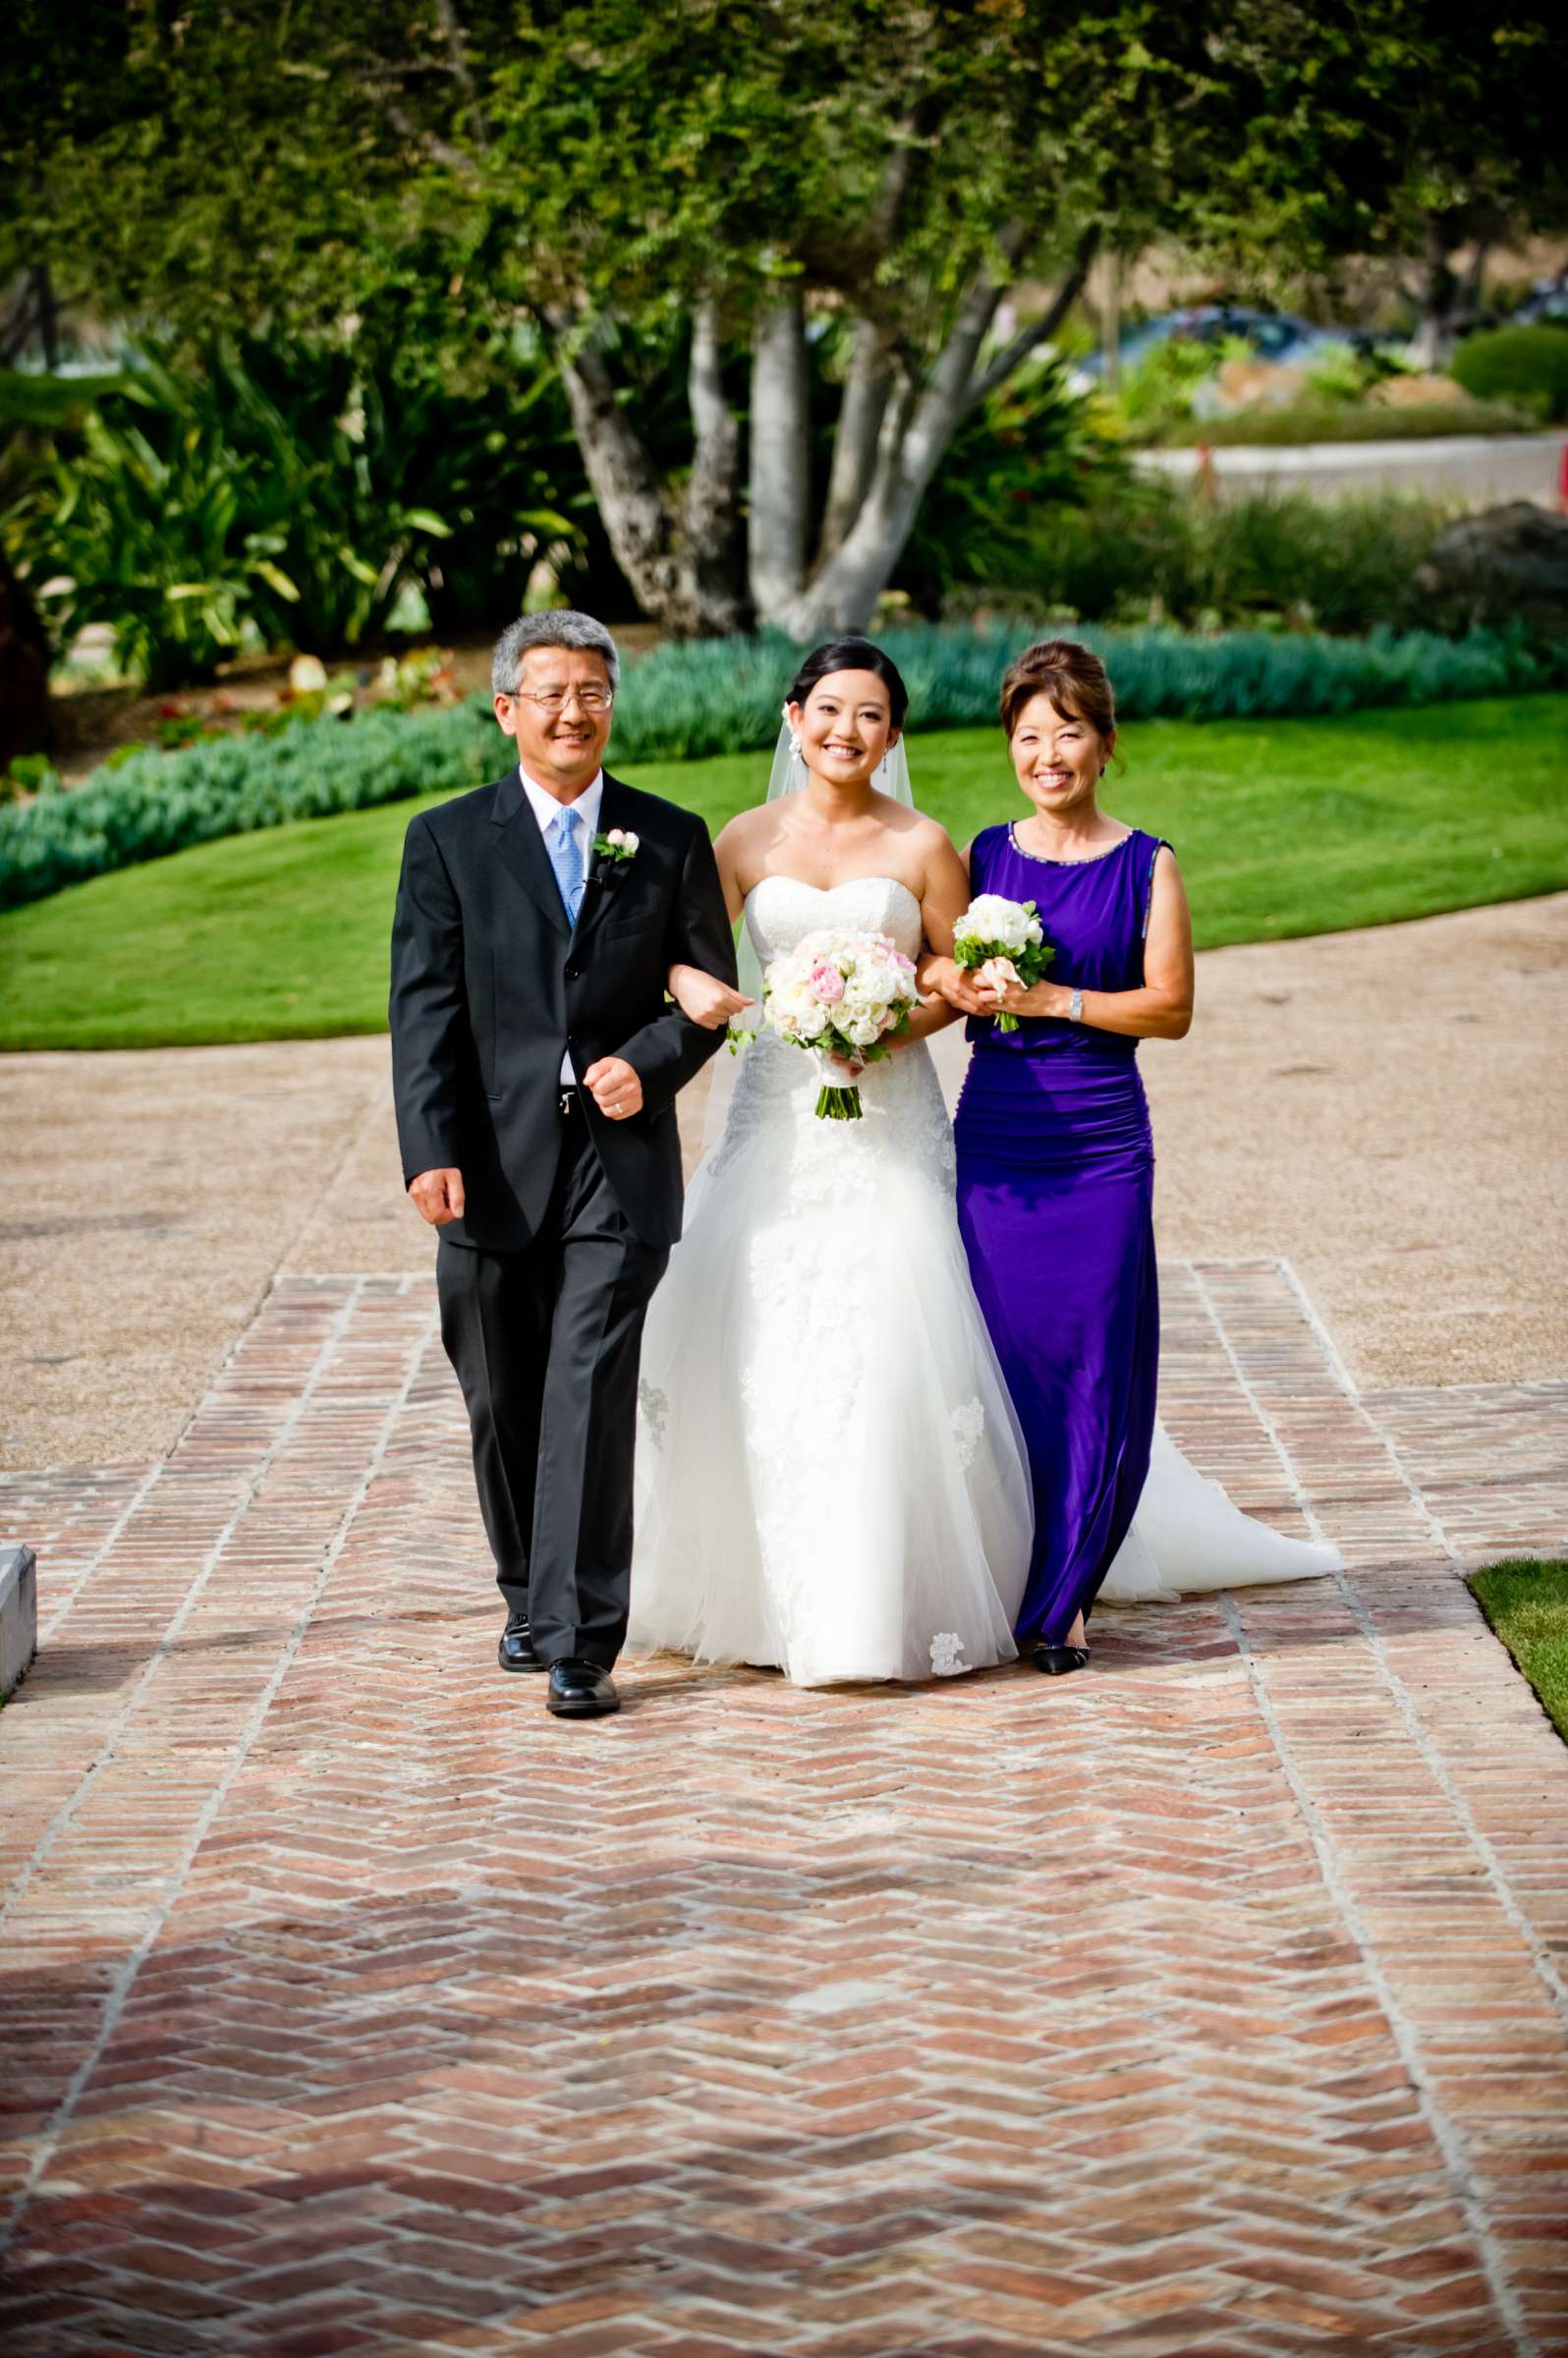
[6,337,589,688]
[17,356,302,690]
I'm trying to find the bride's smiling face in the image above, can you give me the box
[1009,692,1112,820]
[789,670,900,792]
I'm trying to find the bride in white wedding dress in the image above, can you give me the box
[630,644,1032,1684]
[627,641,1338,1688]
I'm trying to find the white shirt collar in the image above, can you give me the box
[518,766,603,842]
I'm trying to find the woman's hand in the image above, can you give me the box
[918,954,993,1018]
[987,976,1068,1022]
[668,963,756,1030]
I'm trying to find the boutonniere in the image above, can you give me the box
[592,827,640,869]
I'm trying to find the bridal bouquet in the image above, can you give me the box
[761,927,921,1119]
[952,894,1054,1033]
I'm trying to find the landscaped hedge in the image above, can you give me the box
[0,701,495,913]
[1451,325,1568,425]
[4,622,1563,912]
[1159,399,1531,446]
[611,621,1568,762]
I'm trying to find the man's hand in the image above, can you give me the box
[584,1056,644,1121]
[409,1167,466,1225]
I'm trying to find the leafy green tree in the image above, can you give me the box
[8,0,1560,644]
[1371,9,1568,364]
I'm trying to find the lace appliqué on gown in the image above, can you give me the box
[628,875,1032,1688]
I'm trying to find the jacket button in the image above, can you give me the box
[565,964,581,982]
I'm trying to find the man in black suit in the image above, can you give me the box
[390,612,736,1719]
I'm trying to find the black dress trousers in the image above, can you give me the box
[436,1099,668,1668]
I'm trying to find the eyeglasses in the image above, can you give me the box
[509,686,614,714]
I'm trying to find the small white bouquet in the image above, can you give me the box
[952,893,1054,1033]
[760,926,921,1119]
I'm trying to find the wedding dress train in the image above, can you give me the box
[1101,1422,1341,1604]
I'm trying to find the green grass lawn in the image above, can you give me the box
[2,696,1564,1049]
[1469,1560,1568,1747]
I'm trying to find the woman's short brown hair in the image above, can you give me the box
[1000,638,1116,742]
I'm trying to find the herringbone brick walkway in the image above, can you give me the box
[1,1262,1565,2356]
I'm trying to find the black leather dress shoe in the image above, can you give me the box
[1033,1643,1091,1676]
[498,1616,545,1673]
[546,1658,620,1717]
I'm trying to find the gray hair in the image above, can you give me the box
[490,610,621,698]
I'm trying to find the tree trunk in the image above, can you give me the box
[0,546,54,769]
[35,260,60,372]
[773,273,1004,638]
[548,314,746,638]
[1100,251,1122,393]
[679,302,750,635]
[777,236,1097,641]
[818,320,893,561]
[748,287,812,625]
[1409,205,1501,368]
[1408,210,1463,369]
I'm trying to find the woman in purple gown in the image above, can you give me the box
[926,641,1195,1675]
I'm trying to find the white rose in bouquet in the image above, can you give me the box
[952,893,1055,1034]
[961,893,1043,956]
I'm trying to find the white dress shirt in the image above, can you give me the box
[518,767,603,1083]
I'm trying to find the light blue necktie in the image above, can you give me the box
[548,805,586,925]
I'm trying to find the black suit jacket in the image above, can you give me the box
[390,765,736,1250]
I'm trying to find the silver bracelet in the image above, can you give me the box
[1067,987,1085,1024]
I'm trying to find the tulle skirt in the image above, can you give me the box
[628,1036,1034,1686]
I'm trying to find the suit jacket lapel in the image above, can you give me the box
[573,773,632,953]
[488,765,571,938]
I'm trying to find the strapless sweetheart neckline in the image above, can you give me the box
[746,874,921,912]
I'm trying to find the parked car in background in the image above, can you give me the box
[1510,274,1568,328]
[1071,305,1360,389]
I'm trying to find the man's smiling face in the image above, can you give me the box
[494,646,614,798]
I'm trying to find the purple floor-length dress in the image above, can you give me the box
[955,824,1168,1648]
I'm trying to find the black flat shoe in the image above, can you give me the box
[498,1616,545,1673]
[1033,1644,1090,1676]
[546,1658,620,1718]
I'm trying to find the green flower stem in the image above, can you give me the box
[815,1086,863,1120]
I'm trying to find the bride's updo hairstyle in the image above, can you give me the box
[999,638,1115,746]
[788,637,910,730]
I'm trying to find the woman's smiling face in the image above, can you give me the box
[1008,691,1112,820]
[790,669,899,791]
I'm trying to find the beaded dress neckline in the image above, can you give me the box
[1006,823,1134,869]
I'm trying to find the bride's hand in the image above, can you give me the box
[667,964,756,1030]
[920,954,993,1018]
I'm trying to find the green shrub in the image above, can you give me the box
[21,387,301,692]
[225,334,592,645]
[1007,481,1457,639]
[894,356,1113,613]
[3,339,594,690]
[3,621,1560,913]
[1114,336,1231,438]
[0,700,494,910]
[1160,399,1530,445]
[1193,494,1456,637]
[1450,324,1568,423]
